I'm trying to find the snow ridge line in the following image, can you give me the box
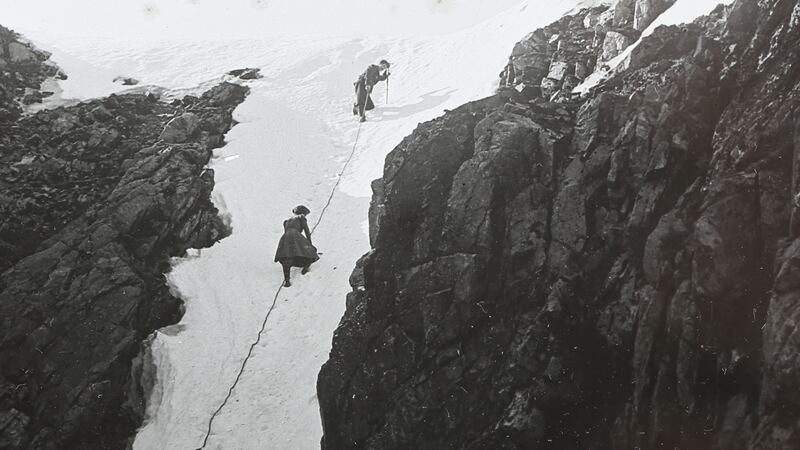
[196,120,364,449]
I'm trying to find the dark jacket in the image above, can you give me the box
[359,64,389,89]
[353,64,388,116]
[274,215,319,264]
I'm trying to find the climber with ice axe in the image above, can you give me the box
[352,59,390,122]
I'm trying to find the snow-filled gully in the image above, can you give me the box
[194,118,366,449]
[118,1,624,449]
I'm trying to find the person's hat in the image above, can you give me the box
[379,59,391,67]
[293,205,311,215]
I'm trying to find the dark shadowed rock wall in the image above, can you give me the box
[318,0,800,448]
[0,26,248,449]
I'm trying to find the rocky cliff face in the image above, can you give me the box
[318,0,800,448]
[508,0,677,102]
[0,27,248,449]
[0,26,65,121]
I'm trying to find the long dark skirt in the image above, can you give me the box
[353,80,375,117]
[274,229,319,267]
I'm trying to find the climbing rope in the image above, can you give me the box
[196,119,365,449]
[196,284,283,449]
[311,122,363,233]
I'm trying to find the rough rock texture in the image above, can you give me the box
[615,0,675,31]
[505,1,674,102]
[0,26,65,121]
[0,31,248,448]
[227,68,262,80]
[319,0,800,448]
[600,31,632,63]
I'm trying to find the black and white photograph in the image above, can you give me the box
[1,0,799,448]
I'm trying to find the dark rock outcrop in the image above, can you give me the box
[0,26,64,121]
[505,1,675,102]
[228,68,262,80]
[319,0,800,448]
[0,30,248,449]
[615,0,675,31]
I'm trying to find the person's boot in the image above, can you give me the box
[301,265,310,275]
[359,116,366,122]
[283,279,291,287]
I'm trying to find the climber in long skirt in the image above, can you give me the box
[274,205,319,287]
[352,59,390,122]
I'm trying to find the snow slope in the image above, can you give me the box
[3,0,728,448]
